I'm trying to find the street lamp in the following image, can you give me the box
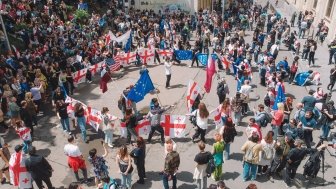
[0,10,11,52]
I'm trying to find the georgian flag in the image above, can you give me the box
[9,152,32,188]
[65,96,87,118]
[139,48,155,64]
[211,107,223,129]
[160,115,186,138]
[158,49,173,58]
[186,80,201,112]
[86,107,102,131]
[120,119,151,137]
[90,61,105,75]
[72,68,88,86]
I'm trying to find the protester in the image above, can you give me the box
[64,135,89,183]
[162,142,180,189]
[220,118,237,160]
[164,57,173,89]
[124,109,138,145]
[241,133,263,182]
[74,102,88,143]
[56,100,72,135]
[116,145,133,189]
[193,141,212,189]
[211,133,224,181]
[101,107,114,148]
[187,102,209,143]
[130,137,146,184]
[25,146,54,189]
[9,145,32,188]
[88,144,109,186]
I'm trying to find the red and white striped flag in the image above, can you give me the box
[186,80,201,112]
[9,152,32,188]
[161,115,186,138]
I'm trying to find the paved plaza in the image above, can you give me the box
[2,0,336,189]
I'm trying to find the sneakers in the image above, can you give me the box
[189,65,192,68]
[108,144,114,148]
[269,176,274,182]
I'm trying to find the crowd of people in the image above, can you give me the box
[1,0,336,189]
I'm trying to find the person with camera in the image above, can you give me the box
[284,139,327,187]
[25,146,54,189]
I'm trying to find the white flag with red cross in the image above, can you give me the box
[158,49,173,59]
[9,152,32,188]
[72,68,88,86]
[211,106,223,129]
[120,119,151,137]
[86,107,102,131]
[122,51,137,64]
[186,80,201,112]
[139,48,155,65]
[90,61,105,75]
[65,96,87,119]
[161,115,186,138]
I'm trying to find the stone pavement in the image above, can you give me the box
[2,0,336,189]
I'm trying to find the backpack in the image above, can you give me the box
[223,127,237,143]
[206,157,216,177]
[260,112,271,127]
[107,178,121,189]
[262,145,274,160]
[216,83,226,96]
[264,93,271,107]
[244,144,257,162]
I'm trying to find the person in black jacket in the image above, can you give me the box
[124,109,138,145]
[25,146,54,189]
[130,137,146,184]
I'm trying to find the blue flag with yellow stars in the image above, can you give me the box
[174,50,193,60]
[127,70,155,103]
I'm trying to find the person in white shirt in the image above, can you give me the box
[164,57,173,89]
[186,103,209,143]
[239,80,252,115]
[30,83,42,114]
[64,135,89,183]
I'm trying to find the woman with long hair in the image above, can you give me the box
[211,133,224,181]
[284,97,293,123]
[187,102,209,143]
[258,131,275,175]
[25,92,38,126]
[220,118,237,160]
[220,98,231,125]
[116,145,133,189]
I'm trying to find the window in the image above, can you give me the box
[313,0,318,9]
[326,0,335,17]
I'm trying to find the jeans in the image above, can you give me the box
[34,177,53,189]
[272,125,279,140]
[77,116,87,142]
[162,173,177,189]
[233,112,241,125]
[166,74,171,88]
[299,28,306,38]
[148,125,165,143]
[192,127,206,142]
[308,52,315,66]
[196,177,207,189]
[321,123,331,139]
[121,173,132,188]
[104,129,113,146]
[242,161,258,181]
[60,118,70,132]
[74,168,88,181]
[303,129,313,148]
[284,164,298,184]
[126,127,138,144]
[224,143,230,160]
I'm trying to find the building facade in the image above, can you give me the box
[287,0,336,42]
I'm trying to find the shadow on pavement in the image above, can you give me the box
[36,148,51,157]
[230,152,244,161]
[177,170,195,183]
[223,171,240,181]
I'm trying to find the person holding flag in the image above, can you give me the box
[74,102,88,143]
[186,103,209,143]
[9,145,32,188]
[145,98,172,144]
[14,120,32,154]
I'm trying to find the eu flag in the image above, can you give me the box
[127,70,155,103]
[174,50,193,60]
[273,85,286,110]
[197,53,208,66]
